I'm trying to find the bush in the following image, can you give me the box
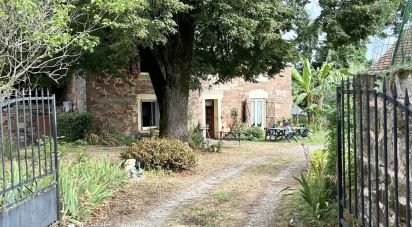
[57,112,93,142]
[121,138,197,171]
[239,126,265,140]
[188,124,206,150]
[207,141,223,152]
[247,126,265,139]
[87,131,135,146]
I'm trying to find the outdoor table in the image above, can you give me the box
[267,127,286,141]
[292,127,305,137]
[266,126,304,142]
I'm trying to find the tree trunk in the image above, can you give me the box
[307,112,313,125]
[140,13,195,140]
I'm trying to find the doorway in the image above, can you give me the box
[205,99,215,138]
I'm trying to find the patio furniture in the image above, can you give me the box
[265,126,300,142]
[219,130,241,145]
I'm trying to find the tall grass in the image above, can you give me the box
[0,158,127,224]
[295,149,337,225]
[60,160,127,223]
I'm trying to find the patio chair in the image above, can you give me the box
[284,125,298,142]
[300,127,312,140]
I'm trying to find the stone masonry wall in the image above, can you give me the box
[189,67,292,134]
[64,76,87,112]
[355,71,412,226]
[85,67,292,136]
[86,73,155,135]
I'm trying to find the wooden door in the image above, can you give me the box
[205,100,215,138]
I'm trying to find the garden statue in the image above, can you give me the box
[124,159,137,178]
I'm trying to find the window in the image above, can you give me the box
[251,99,264,127]
[141,101,159,128]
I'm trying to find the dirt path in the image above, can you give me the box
[245,159,306,227]
[92,142,322,227]
[121,155,269,227]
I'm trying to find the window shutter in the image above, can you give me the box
[266,100,276,128]
[243,99,251,126]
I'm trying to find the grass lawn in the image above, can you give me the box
[303,130,328,146]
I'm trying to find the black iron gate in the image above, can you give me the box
[0,89,59,227]
[337,77,411,226]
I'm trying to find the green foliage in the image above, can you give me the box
[292,58,347,128]
[75,0,190,76]
[325,109,338,178]
[295,149,334,221]
[121,138,197,171]
[244,126,265,140]
[59,159,127,222]
[191,0,307,82]
[238,125,265,140]
[0,0,103,92]
[317,0,403,48]
[0,164,52,207]
[207,141,223,153]
[0,158,126,224]
[188,124,206,150]
[230,108,240,130]
[87,131,135,146]
[213,191,231,203]
[57,112,93,142]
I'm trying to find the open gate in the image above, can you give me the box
[337,77,411,226]
[0,90,59,227]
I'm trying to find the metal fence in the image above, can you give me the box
[337,77,411,226]
[0,89,59,227]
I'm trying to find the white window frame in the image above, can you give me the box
[251,98,265,127]
[141,100,160,131]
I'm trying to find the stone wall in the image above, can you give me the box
[354,70,412,226]
[64,76,87,112]
[188,67,292,136]
[85,67,292,136]
[86,73,155,135]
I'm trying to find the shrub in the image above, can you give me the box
[248,126,265,139]
[87,131,135,146]
[207,141,223,152]
[188,124,205,150]
[240,126,265,140]
[121,138,197,171]
[57,112,93,142]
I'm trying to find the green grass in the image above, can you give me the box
[302,130,328,146]
[213,191,231,202]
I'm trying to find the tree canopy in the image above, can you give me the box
[4,0,405,139]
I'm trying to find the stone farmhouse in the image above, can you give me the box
[63,65,292,138]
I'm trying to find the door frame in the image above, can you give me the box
[202,94,222,138]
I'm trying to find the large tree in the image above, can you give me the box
[63,0,307,139]
[75,0,404,140]
[136,0,308,140]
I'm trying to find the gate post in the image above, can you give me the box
[337,84,344,226]
[51,94,61,223]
